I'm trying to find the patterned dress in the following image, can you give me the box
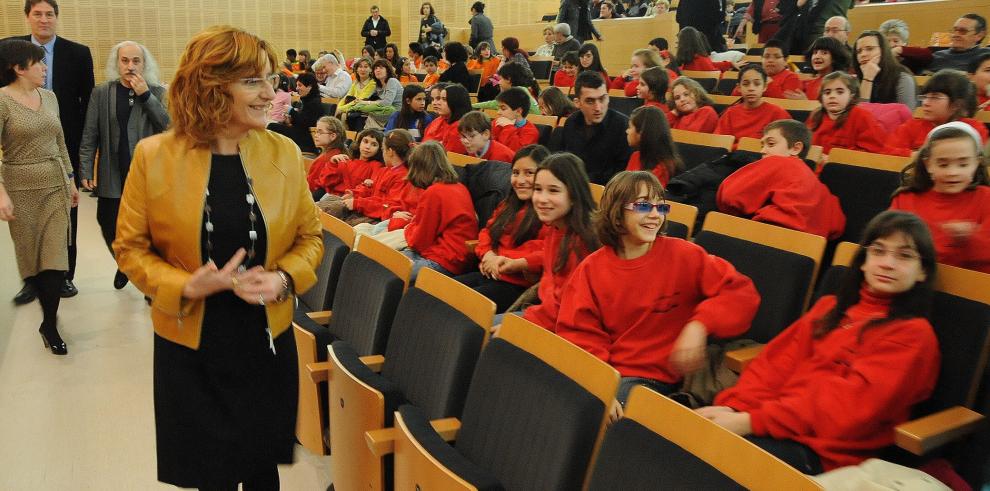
[0,89,73,279]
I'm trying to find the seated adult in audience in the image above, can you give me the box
[929,14,990,72]
[335,57,376,118]
[823,15,851,48]
[551,71,632,184]
[312,52,352,99]
[970,52,990,109]
[384,43,402,72]
[855,30,917,109]
[500,37,531,68]
[801,37,852,100]
[646,0,670,17]
[888,70,989,153]
[700,210,940,474]
[535,25,556,57]
[599,1,620,20]
[551,23,582,61]
[621,0,647,17]
[538,86,577,117]
[268,73,324,153]
[438,41,472,89]
[879,19,933,75]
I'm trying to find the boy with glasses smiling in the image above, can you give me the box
[929,14,990,72]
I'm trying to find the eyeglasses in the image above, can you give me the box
[865,245,921,262]
[952,27,976,34]
[623,201,670,215]
[240,75,280,89]
[918,94,949,103]
[824,27,848,34]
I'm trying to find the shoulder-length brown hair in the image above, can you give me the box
[406,141,459,188]
[168,26,278,148]
[596,171,667,251]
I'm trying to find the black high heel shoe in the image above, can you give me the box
[39,325,67,355]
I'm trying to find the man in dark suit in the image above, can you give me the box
[360,5,391,51]
[6,0,94,303]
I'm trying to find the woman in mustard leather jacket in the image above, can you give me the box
[113,26,322,490]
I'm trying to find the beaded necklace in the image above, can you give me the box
[202,159,261,269]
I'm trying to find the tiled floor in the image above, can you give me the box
[0,195,331,490]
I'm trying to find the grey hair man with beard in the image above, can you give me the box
[79,40,169,290]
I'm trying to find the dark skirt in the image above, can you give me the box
[153,293,298,488]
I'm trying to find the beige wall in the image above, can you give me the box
[0,0,557,84]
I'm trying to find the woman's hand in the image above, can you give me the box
[69,183,79,208]
[182,248,246,300]
[81,179,95,191]
[670,320,708,375]
[860,56,881,81]
[0,187,14,221]
[709,411,753,436]
[233,266,286,305]
[330,153,352,163]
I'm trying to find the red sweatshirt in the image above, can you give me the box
[475,205,548,287]
[671,106,719,133]
[491,120,539,151]
[610,70,679,97]
[403,182,479,275]
[715,101,791,141]
[644,100,676,125]
[342,158,383,191]
[306,148,344,193]
[351,164,410,220]
[803,76,824,101]
[715,291,940,471]
[523,225,591,330]
[681,54,734,72]
[889,186,990,273]
[422,117,468,154]
[553,70,576,88]
[479,140,517,163]
[386,184,423,231]
[886,118,990,155]
[807,105,890,154]
[556,237,760,383]
[626,151,672,186]
[717,155,846,239]
[732,70,802,99]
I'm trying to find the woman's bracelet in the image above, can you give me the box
[274,270,293,303]
[862,78,874,83]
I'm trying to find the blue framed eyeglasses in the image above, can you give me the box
[623,202,670,215]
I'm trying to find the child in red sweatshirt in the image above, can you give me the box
[669,78,719,134]
[491,87,539,151]
[626,106,682,186]
[701,210,940,473]
[716,65,791,141]
[969,53,990,110]
[457,111,517,162]
[306,116,349,200]
[718,120,846,239]
[421,83,470,154]
[636,67,675,124]
[889,122,990,273]
[609,48,673,97]
[519,153,601,330]
[806,71,889,155]
[334,129,417,225]
[455,145,551,312]
[553,51,579,88]
[316,127,384,215]
[400,141,479,282]
[675,26,738,73]
[887,70,990,155]
[556,170,760,405]
[732,41,803,99]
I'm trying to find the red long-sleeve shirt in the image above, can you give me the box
[555,237,760,383]
[886,118,990,155]
[553,70,576,88]
[889,187,990,273]
[342,158,384,191]
[522,225,591,330]
[807,105,890,154]
[715,101,791,141]
[732,69,802,99]
[403,182,479,275]
[306,148,344,194]
[491,120,539,151]
[681,54,734,72]
[385,184,423,231]
[422,117,468,153]
[803,76,824,101]
[626,151,672,186]
[671,106,719,133]
[715,291,940,471]
[717,155,846,239]
[351,164,411,220]
[479,140,516,163]
[643,100,676,125]
[475,205,548,287]
[609,69,679,96]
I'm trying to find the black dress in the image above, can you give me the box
[153,154,298,488]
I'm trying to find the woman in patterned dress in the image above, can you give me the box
[0,39,79,355]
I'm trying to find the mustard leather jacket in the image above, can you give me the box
[114,129,323,350]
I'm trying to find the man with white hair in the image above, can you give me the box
[823,16,850,44]
[551,22,581,61]
[79,40,169,290]
[312,51,352,98]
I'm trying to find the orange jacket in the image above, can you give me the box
[113,129,324,350]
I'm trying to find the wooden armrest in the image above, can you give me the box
[724,344,764,372]
[360,354,386,372]
[306,361,332,384]
[307,310,332,325]
[365,417,461,457]
[895,406,985,455]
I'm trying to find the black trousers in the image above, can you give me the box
[67,163,80,280]
[454,272,528,313]
[95,197,121,256]
[745,436,823,475]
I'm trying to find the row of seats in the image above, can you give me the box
[290,202,990,488]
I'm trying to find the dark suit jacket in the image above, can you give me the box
[5,35,94,172]
[551,108,631,185]
[361,17,392,50]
